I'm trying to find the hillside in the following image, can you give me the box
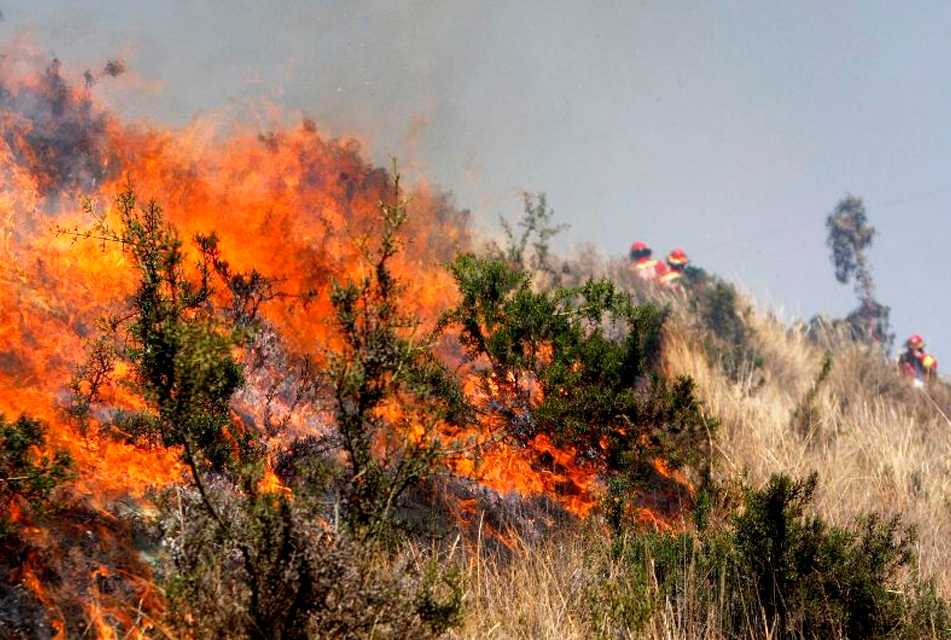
[2,52,951,640]
[436,257,951,639]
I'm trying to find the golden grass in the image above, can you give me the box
[447,528,800,640]
[664,300,951,591]
[450,285,951,638]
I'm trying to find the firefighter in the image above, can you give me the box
[899,334,939,386]
[660,248,689,289]
[629,241,664,282]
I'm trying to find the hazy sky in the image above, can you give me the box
[6,1,951,362]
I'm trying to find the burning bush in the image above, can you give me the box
[0,414,72,542]
[63,175,467,638]
[64,186,262,477]
[321,165,470,539]
[444,248,708,530]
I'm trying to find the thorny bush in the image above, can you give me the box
[0,414,71,543]
[443,252,709,530]
[590,472,951,639]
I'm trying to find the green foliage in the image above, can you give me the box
[326,163,469,539]
[592,473,950,639]
[733,472,921,638]
[691,279,763,382]
[63,184,269,475]
[0,414,71,540]
[444,250,709,523]
[827,194,876,289]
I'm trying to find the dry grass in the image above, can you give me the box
[448,533,592,639]
[449,285,951,638]
[664,299,951,591]
[447,528,815,640]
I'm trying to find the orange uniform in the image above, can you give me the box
[899,335,938,384]
[659,269,682,286]
[634,256,664,281]
[630,241,665,282]
[660,249,689,290]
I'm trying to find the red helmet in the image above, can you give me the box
[907,334,925,348]
[631,241,648,253]
[667,248,689,266]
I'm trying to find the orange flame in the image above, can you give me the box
[0,48,692,636]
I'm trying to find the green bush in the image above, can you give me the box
[444,253,710,526]
[593,473,951,639]
[691,279,763,382]
[0,414,71,542]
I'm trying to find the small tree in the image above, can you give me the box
[500,192,569,287]
[826,194,892,347]
[326,161,469,539]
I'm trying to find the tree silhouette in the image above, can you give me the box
[825,194,892,347]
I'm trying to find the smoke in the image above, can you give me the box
[0,56,118,198]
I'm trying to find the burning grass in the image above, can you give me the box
[0,51,701,637]
[3,45,946,639]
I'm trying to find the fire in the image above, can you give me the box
[456,432,600,518]
[0,47,690,636]
[20,563,66,638]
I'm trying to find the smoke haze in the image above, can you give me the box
[5,0,951,360]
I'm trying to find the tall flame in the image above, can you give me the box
[0,47,686,636]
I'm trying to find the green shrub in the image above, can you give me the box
[0,414,71,542]
[691,279,763,382]
[732,472,926,638]
[592,473,951,639]
[443,253,710,524]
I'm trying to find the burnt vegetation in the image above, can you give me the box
[0,165,944,638]
[0,171,946,637]
[0,58,946,635]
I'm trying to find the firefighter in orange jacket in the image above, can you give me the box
[660,248,689,289]
[629,241,664,282]
[899,334,938,385]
